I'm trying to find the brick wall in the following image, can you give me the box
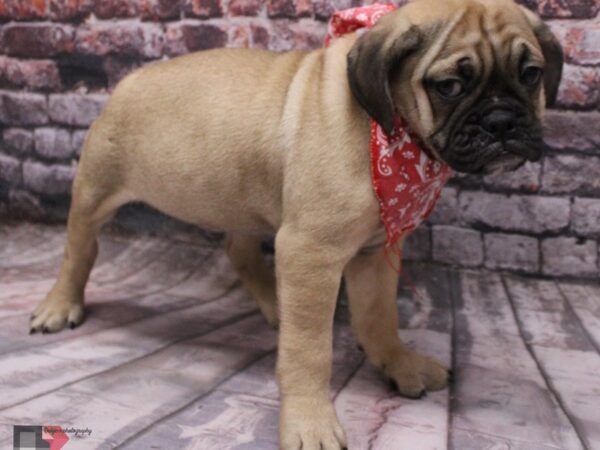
[0,0,599,278]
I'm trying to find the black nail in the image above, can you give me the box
[389,378,398,391]
[30,328,37,335]
[448,369,454,383]
[42,327,49,334]
[418,389,427,399]
[69,321,76,330]
[357,344,364,352]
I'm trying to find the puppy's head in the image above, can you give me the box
[347,0,563,175]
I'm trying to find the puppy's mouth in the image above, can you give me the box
[480,151,526,175]
[439,132,543,175]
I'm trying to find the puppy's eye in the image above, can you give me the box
[520,66,543,87]
[435,79,464,99]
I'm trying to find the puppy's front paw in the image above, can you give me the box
[280,396,347,450]
[30,289,84,334]
[384,349,451,398]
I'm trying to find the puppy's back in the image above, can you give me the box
[79,48,310,232]
[103,49,308,149]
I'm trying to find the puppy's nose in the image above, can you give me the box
[482,109,516,135]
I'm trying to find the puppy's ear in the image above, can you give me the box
[519,6,564,106]
[347,21,422,134]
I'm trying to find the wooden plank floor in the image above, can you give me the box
[0,223,598,450]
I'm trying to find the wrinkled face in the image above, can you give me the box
[347,0,563,175]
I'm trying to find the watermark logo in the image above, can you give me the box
[13,425,92,450]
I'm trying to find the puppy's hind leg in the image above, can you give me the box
[225,234,279,327]
[30,173,131,333]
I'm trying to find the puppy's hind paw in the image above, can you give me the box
[384,349,451,398]
[30,293,84,334]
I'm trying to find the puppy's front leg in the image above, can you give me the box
[344,244,451,398]
[276,227,348,450]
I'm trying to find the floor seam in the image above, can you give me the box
[332,355,365,401]
[446,268,459,450]
[0,308,260,412]
[112,349,276,450]
[0,281,241,358]
[501,274,589,450]
[556,283,600,355]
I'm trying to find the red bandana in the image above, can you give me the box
[325,4,452,251]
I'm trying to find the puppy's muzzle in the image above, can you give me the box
[444,100,544,174]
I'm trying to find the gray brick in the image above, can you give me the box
[557,64,600,109]
[0,153,22,185]
[530,0,599,18]
[403,227,431,261]
[314,0,356,20]
[542,237,598,277]
[572,198,600,237]
[459,192,570,233]
[543,111,600,152]
[49,93,107,127]
[0,91,48,126]
[270,20,325,51]
[143,0,183,20]
[72,130,88,157]
[165,22,228,56]
[0,23,75,58]
[432,225,483,267]
[550,20,600,67]
[484,233,539,272]
[2,128,33,156]
[483,161,541,193]
[49,0,93,20]
[76,22,164,58]
[542,154,600,196]
[428,187,458,225]
[23,160,76,196]
[0,56,62,91]
[34,128,73,160]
